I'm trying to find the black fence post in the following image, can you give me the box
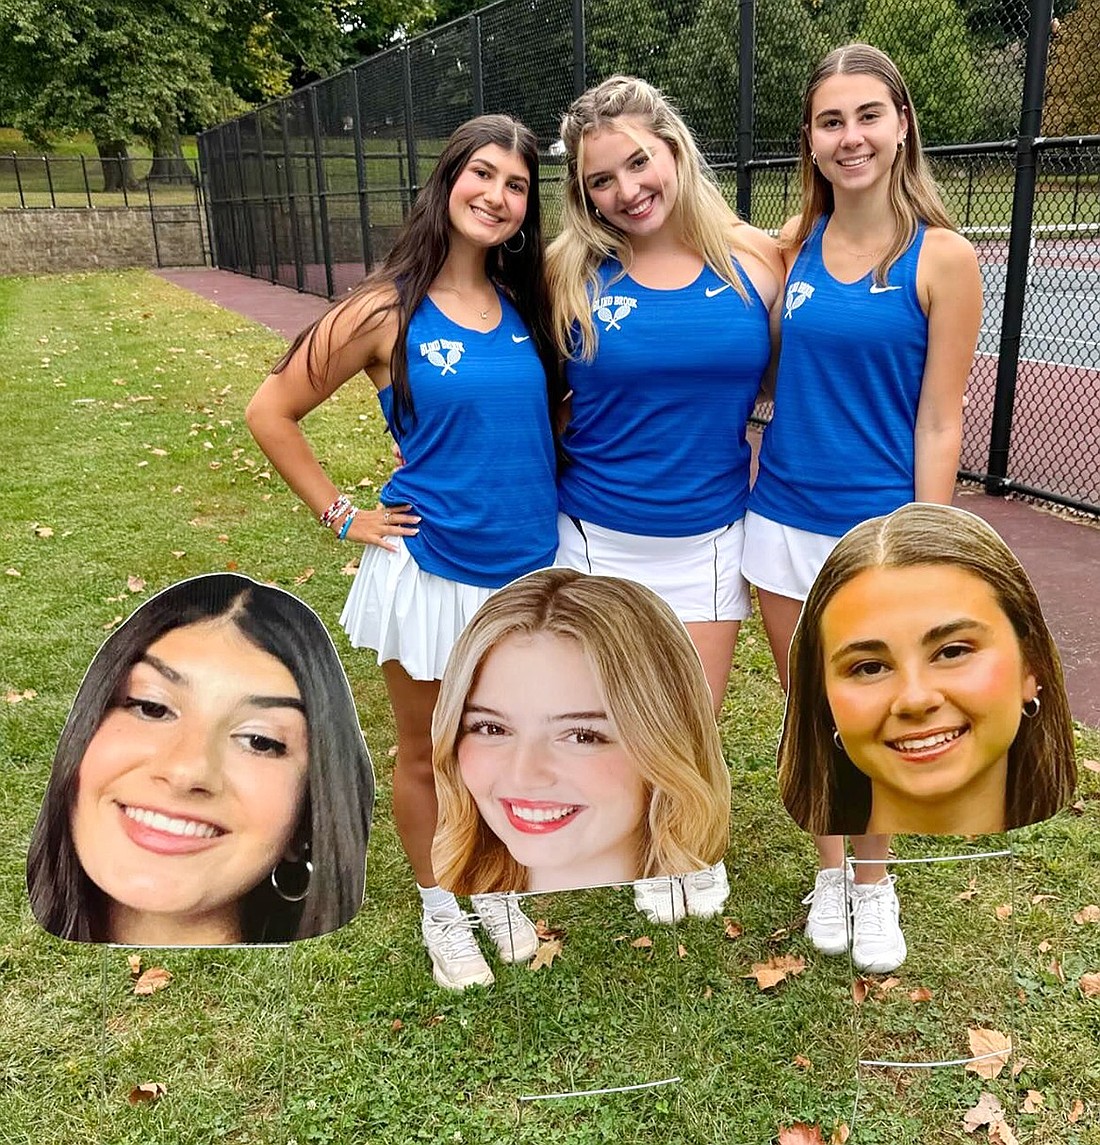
[12,155,25,208]
[985,0,1053,494]
[233,120,257,277]
[281,102,305,292]
[80,155,92,208]
[197,135,217,266]
[736,0,754,221]
[43,157,56,208]
[572,0,586,96]
[470,14,484,117]
[254,114,278,285]
[401,47,420,207]
[351,67,374,273]
[147,174,163,267]
[309,86,336,298]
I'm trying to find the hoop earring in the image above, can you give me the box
[1022,696,1041,718]
[271,858,313,902]
[502,229,526,254]
[832,728,843,750]
[810,151,818,166]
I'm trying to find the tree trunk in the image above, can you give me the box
[146,114,196,184]
[96,139,139,192]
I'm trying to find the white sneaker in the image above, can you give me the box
[850,875,907,973]
[683,861,730,918]
[470,893,540,963]
[421,909,494,990]
[802,866,851,956]
[634,875,686,924]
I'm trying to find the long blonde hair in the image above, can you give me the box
[791,44,955,285]
[431,568,731,893]
[548,75,757,361]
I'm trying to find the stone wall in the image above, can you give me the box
[0,207,206,276]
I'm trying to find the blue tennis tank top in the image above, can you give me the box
[558,259,770,536]
[749,216,929,536]
[377,293,557,588]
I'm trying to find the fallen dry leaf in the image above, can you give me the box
[830,1125,850,1145]
[424,1014,445,1027]
[127,954,142,977]
[1022,1090,1044,1113]
[293,567,315,586]
[529,938,563,971]
[965,1028,1012,1079]
[126,575,146,593]
[989,1119,1019,1145]
[963,1091,1004,1132]
[1082,759,1100,774]
[133,967,172,996]
[1030,894,1057,905]
[1079,972,1100,997]
[390,1019,403,1032]
[1012,1056,1029,1078]
[1037,940,1052,954]
[723,918,743,940]
[792,1054,812,1070]
[225,560,239,571]
[216,533,229,543]
[631,935,653,949]
[877,976,901,993]
[1073,905,1100,924]
[995,903,1013,920]
[958,880,980,901]
[677,943,688,960]
[149,448,168,457]
[171,550,186,558]
[33,524,54,538]
[908,986,933,1003]
[4,689,37,704]
[5,568,20,576]
[102,615,123,631]
[535,919,565,941]
[340,557,360,576]
[1067,1099,1084,1123]
[745,954,806,991]
[1049,958,1066,983]
[777,1122,827,1145]
[852,977,872,1005]
[1071,799,1087,815]
[127,1081,167,1104]
[387,744,398,758]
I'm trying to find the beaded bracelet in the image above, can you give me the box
[336,508,358,541]
[320,494,352,529]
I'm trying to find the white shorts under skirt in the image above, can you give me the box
[555,513,751,623]
[339,539,497,682]
[741,511,842,603]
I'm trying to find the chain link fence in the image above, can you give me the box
[199,0,1098,515]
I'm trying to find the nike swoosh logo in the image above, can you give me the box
[512,334,530,343]
[705,284,731,298]
[869,284,902,294]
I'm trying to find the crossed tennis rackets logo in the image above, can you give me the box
[592,294,638,331]
[784,281,815,319]
[420,338,466,375]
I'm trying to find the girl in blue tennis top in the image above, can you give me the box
[547,76,783,924]
[247,115,563,991]
[742,44,983,974]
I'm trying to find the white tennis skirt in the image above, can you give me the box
[741,510,842,602]
[339,539,497,682]
[555,513,751,623]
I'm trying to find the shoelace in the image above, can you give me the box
[427,911,482,957]
[801,871,847,916]
[476,899,527,944]
[851,880,897,936]
[685,867,717,890]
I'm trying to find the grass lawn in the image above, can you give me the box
[0,270,1098,1144]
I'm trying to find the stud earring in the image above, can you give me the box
[898,137,906,150]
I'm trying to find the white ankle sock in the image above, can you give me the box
[417,883,461,916]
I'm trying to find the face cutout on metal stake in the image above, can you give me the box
[778,504,1076,837]
[27,573,374,946]
[431,568,732,898]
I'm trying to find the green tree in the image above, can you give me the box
[1045,0,1100,136]
[858,0,983,143]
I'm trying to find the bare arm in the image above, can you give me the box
[913,228,983,504]
[757,217,802,404]
[245,291,420,550]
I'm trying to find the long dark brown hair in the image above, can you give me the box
[273,114,563,434]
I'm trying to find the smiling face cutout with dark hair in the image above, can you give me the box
[27,574,373,946]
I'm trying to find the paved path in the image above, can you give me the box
[156,267,1100,727]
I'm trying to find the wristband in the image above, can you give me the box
[337,507,358,541]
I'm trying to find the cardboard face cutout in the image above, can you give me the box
[27,573,374,945]
[431,568,732,895]
[777,504,1076,837]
